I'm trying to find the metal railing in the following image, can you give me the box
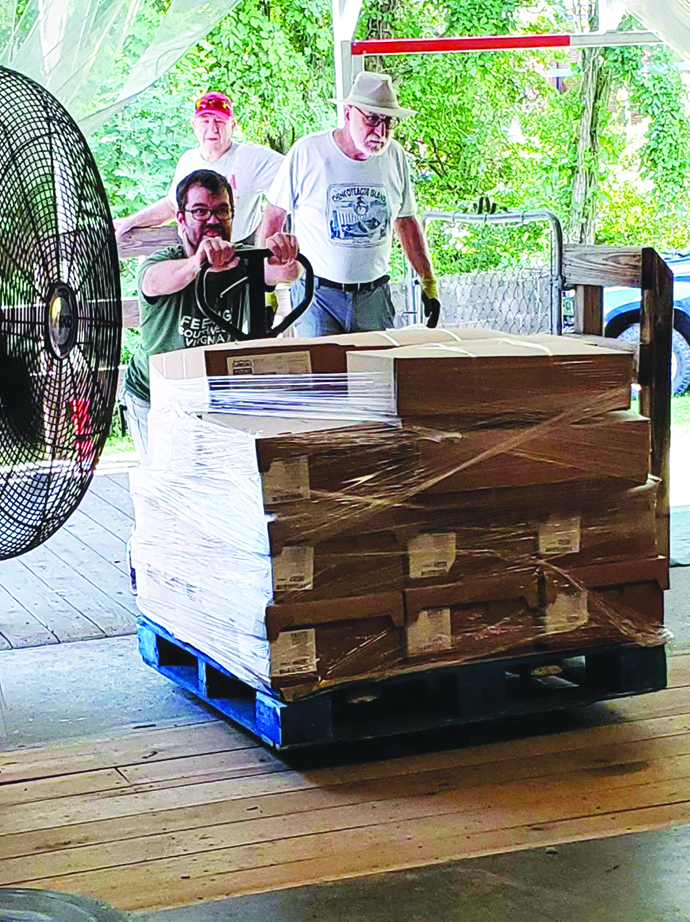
[392,209,564,334]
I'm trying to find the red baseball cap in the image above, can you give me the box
[194,92,235,121]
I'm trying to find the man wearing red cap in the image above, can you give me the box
[114,92,284,245]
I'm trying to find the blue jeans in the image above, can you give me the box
[291,277,396,336]
[122,389,150,458]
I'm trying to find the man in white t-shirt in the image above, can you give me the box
[258,72,438,335]
[114,92,284,245]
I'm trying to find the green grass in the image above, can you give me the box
[102,405,135,459]
[102,433,135,457]
[672,394,690,428]
[632,394,690,429]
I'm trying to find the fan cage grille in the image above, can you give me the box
[0,66,121,559]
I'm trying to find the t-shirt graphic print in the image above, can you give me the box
[328,184,389,246]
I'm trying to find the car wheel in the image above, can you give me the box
[617,323,690,396]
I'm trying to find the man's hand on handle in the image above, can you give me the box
[195,238,240,274]
[265,232,298,267]
[264,233,300,286]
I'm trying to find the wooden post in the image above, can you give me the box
[639,247,673,560]
[563,243,673,563]
[574,284,603,335]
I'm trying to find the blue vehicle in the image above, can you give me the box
[604,253,690,396]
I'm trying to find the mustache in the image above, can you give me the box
[202,226,230,240]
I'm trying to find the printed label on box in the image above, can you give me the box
[407,608,452,655]
[270,628,317,676]
[544,591,589,634]
[538,515,581,556]
[227,351,312,376]
[272,546,314,592]
[263,457,311,504]
[408,532,457,579]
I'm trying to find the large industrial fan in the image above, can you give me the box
[0,67,121,560]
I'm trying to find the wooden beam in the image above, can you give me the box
[563,245,643,288]
[122,297,140,329]
[117,226,178,260]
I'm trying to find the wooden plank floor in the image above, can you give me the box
[0,460,138,648]
[0,652,689,912]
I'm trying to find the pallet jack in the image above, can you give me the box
[194,246,441,337]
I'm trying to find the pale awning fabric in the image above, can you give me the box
[622,0,690,59]
[0,0,239,135]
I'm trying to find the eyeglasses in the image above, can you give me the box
[353,106,397,129]
[184,205,233,222]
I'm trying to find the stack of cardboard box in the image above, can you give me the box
[131,327,668,702]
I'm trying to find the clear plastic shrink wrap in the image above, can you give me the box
[131,328,670,701]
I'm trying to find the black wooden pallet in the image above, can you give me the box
[137,617,667,749]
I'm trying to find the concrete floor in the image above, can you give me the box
[0,634,214,751]
[2,567,690,919]
[139,828,690,922]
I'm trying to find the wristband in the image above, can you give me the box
[421,277,438,301]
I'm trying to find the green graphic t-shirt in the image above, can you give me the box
[124,246,248,403]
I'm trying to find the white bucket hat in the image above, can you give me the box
[331,72,415,118]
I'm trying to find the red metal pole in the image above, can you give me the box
[351,34,573,55]
[351,31,662,56]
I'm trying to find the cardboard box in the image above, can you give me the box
[265,591,406,699]
[253,422,414,511]
[397,526,533,585]
[150,326,511,381]
[536,556,668,651]
[401,555,667,668]
[394,482,656,584]
[272,532,404,601]
[403,570,542,664]
[412,410,650,492]
[534,482,658,568]
[246,408,649,522]
[132,486,402,603]
[347,338,634,421]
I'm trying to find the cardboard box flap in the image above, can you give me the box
[265,591,405,640]
[405,569,541,619]
[151,327,516,382]
[565,556,669,591]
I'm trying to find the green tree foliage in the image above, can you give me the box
[602,34,690,249]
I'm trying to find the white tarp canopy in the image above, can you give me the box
[0,0,239,135]
[622,0,690,61]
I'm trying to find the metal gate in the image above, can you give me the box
[392,209,564,334]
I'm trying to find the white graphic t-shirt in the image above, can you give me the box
[169,141,284,242]
[267,130,416,283]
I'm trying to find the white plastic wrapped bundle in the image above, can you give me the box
[131,331,669,701]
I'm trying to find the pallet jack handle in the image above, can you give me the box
[195,247,315,341]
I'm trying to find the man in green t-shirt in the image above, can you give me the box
[123,168,299,455]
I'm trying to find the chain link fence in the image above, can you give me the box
[391,210,564,334]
